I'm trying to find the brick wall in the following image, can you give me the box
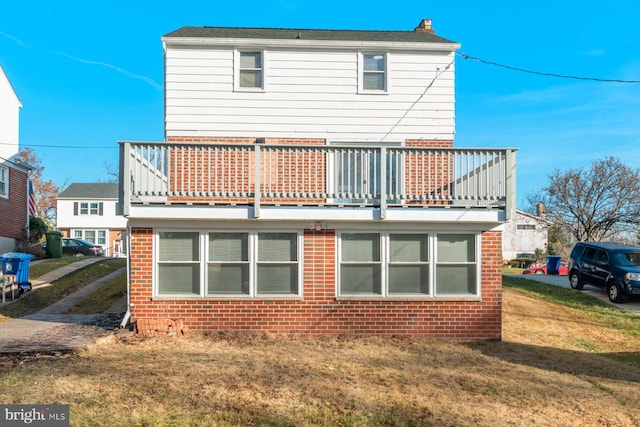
[129,227,502,340]
[0,167,28,241]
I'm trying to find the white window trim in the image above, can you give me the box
[358,51,389,94]
[0,165,8,199]
[71,229,108,246]
[234,49,266,92]
[336,231,481,298]
[154,229,303,299]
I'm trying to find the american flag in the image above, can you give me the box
[28,179,36,217]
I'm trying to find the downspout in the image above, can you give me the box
[119,225,132,328]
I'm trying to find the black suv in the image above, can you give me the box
[568,242,640,303]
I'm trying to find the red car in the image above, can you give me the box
[522,262,568,275]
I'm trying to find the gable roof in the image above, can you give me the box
[0,64,22,107]
[58,183,118,199]
[164,26,457,45]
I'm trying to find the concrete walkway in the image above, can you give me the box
[0,258,128,354]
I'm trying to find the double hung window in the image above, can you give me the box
[338,232,478,297]
[0,166,8,197]
[72,229,107,246]
[157,230,301,297]
[237,51,264,90]
[361,53,387,92]
[76,202,102,216]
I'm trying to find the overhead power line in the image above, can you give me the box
[457,52,640,83]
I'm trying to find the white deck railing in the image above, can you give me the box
[119,141,516,219]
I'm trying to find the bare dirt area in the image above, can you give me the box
[1,287,639,426]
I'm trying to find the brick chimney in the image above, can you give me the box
[536,203,546,219]
[414,18,435,34]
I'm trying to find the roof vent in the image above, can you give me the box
[414,18,435,34]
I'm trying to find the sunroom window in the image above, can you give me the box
[338,232,478,298]
[157,230,301,298]
[158,231,201,295]
[208,232,249,295]
[340,233,382,295]
[257,233,298,295]
[435,234,477,295]
[389,234,429,294]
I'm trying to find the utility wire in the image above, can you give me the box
[457,52,640,83]
[0,142,116,149]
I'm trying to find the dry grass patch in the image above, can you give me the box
[1,287,640,426]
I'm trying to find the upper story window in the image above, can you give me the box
[74,201,103,216]
[0,166,7,198]
[360,52,387,92]
[516,224,536,230]
[236,51,264,90]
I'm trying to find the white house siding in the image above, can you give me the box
[164,47,455,142]
[56,199,128,256]
[0,66,21,162]
[56,199,127,229]
[502,211,550,260]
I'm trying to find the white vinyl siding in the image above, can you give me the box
[165,47,455,141]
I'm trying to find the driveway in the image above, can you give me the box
[511,274,640,314]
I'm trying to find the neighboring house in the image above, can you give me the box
[56,183,127,257]
[119,19,517,339]
[0,65,31,254]
[502,206,552,261]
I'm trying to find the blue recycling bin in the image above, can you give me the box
[546,255,562,275]
[1,252,34,291]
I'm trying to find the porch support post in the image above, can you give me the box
[254,145,261,218]
[119,141,131,217]
[505,149,517,221]
[380,147,387,219]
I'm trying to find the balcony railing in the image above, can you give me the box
[119,141,516,219]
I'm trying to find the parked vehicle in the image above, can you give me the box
[62,238,104,256]
[568,242,640,303]
[522,262,568,275]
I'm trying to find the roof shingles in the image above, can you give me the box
[163,25,456,45]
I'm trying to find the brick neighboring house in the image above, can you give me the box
[119,20,517,339]
[56,183,128,257]
[0,65,31,254]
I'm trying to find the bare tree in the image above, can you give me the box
[526,156,640,242]
[103,161,119,183]
[17,148,59,227]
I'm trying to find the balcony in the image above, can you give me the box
[119,141,516,222]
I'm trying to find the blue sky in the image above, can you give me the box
[1,0,639,209]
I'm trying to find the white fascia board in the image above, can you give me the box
[126,205,503,224]
[162,37,460,53]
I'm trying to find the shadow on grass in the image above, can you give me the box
[467,340,640,382]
